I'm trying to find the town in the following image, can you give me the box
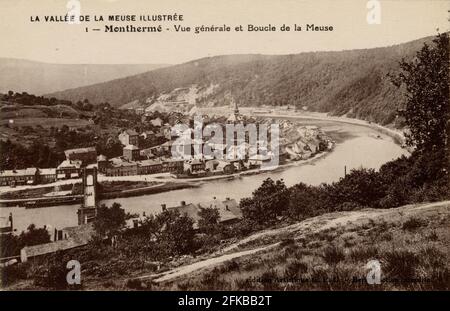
[0,101,334,187]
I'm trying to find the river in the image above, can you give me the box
[1,119,408,233]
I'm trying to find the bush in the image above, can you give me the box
[125,278,144,290]
[322,245,346,266]
[284,260,308,278]
[383,249,420,280]
[402,217,428,231]
[0,263,28,287]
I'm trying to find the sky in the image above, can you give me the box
[0,0,448,64]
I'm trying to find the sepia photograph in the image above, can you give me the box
[0,0,449,301]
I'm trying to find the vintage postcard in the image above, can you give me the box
[0,0,449,297]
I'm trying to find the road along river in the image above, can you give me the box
[1,118,408,233]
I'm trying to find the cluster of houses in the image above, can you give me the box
[0,147,98,187]
[0,103,333,187]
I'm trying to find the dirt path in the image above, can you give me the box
[140,200,450,283]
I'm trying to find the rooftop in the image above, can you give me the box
[57,160,82,169]
[64,147,96,156]
[124,144,140,151]
[0,168,38,177]
[122,129,139,136]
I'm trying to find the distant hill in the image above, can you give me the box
[48,35,435,125]
[0,58,168,95]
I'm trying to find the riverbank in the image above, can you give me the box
[256,111,406,146]
[0,180,197,207]
[99,181,198,200]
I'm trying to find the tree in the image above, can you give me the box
[157,210,195,255]
[287,183,323,220]
[93,203,126,237]
[139,209,195,256]
[328,168,386,209]
[240,178,290,226]
[19,224,51,247]
[198,207,220,234]
[392,32,449,152]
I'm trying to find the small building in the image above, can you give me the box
[97,155,110,174]
[138,159,163,175]
[140,130,155,140]
[140,148,156,159]
[164,198,242,229]
[248,154,272,167]
[64,147,97,166]
[123,145,140,161]
[119,129,139,147]
[183,159,205,175]
[0,168,38,186]
[105,158,138,177]
[205,159,236,174]
[20,224,94,262]
[38,168,57,184]
[56,160,82,179]
[162,159,184,173]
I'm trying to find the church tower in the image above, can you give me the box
[227,99,243,124]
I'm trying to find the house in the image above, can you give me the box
[38,168,57,184]
[165,198,241,229]
[20,224,94,262]
[56,160,82,179]
[119,129,139,147]
[183,159,205,175]
[123,145,140,161]
[138,159,163,175]
[105,158,138,176]
[0,168,38,186]
[197,197,242,224]
[205,159,236,174]
[64,147,97,166]
[248,154,272,167]
[140,130,155,140]
[97,155,110,174]
[166,201,201,227]
[140,148,156,159]
[162,158,184,173]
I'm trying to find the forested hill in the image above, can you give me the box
[48,35,435,125]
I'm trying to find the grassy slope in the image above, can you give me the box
[148,201,450,291]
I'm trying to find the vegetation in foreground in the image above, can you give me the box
[156,203,450,291]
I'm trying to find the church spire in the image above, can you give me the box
[233,99,239,116]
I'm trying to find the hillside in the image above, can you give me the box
[144,201,450,290]
[0,58,168,95]
[48,35,435,125]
